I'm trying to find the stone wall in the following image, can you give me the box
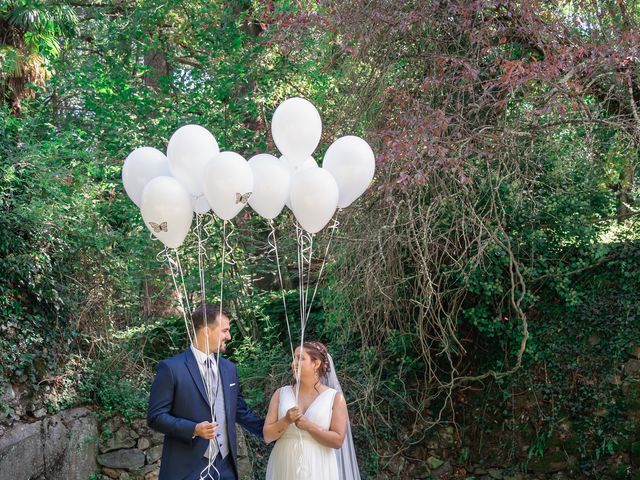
[96,416,162,480]
[391,348,640,480]
[0,403,253,480]
[0,406,97,480]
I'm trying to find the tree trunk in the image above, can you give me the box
[617,154,636,223]
[143,47,170,90]
[0,20,33,117]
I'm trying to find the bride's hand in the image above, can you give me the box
[294,415,313,432]
[285,406,302,424]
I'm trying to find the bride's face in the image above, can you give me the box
[292,347,320,379]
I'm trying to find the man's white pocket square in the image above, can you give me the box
[229,383,236,387]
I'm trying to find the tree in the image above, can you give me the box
[0,0,76,115]
[275,1,640,472]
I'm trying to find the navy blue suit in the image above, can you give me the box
[147,349,264,480]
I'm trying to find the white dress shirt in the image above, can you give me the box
[190,344,218,382]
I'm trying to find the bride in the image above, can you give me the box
[263,341,360,480]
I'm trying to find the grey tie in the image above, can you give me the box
[205,358,217,391]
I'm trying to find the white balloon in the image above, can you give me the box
[322,135,375,208]
[140,176,193,249]
[247,154,291,219]
[202,151,254,220]
[290,167,339,234]
[280,155,318,173]
[271,97,322,164]
[122,147,171,207]
[191,194,211,214]
[167,125,220,196]
[280,155,318,209]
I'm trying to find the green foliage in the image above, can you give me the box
[1,1,639,479]
[93,373,149,424]
[0,0,332,409]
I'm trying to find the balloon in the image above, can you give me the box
[140,176,193,249]
[279,155,318,173]
[167,125,219,196]
[271,97,322,165]
[202,151,253,220]
[322,135,375,208]
[247,154,291,219]
[191,194,211,214]
[121,147,171,207]
[280,156,318,209]
[290,167,339,234]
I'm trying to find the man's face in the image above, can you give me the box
[204,314,231,353]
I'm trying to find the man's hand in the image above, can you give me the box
[193,421,217,439]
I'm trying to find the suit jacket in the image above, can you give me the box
[147,348,264,480]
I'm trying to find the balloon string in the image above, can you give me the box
[163,246,220,480]
[303,234,314,331]
[196,214,208,342]
[297,223,303,351]
[174,247,219,431]
[198,217,233,479]
[267,219,295,359]
[221,220,237,266]
[200,218,230,479]
[294,214,339,406]
[294,223,315,399]
[295,223,305,402]
[196,214,213,367]
[195,215,221,479]
[219,219,227,325]
[294,223,308,479]
[161,247,216,409]
[304,214,340,322]
[171,227,219,479]
[296,227,313,330]
[199,462,220,480]
[197,212,216,261]
[293,216,340,476]
[163,247,195,347]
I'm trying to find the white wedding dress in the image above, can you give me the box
[266,385,339,480]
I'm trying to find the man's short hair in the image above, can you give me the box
[191,304,230,331]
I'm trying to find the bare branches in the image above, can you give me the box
[272,0,640,453]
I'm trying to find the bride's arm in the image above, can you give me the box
[263,388,300,443]
[294,393,348,449]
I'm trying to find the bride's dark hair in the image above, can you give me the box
[293,341,331,391]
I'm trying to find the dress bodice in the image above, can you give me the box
[278,385,337,440]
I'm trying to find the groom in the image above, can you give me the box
[147,304,265,480]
